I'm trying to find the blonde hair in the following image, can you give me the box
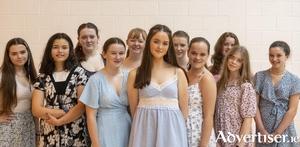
[216,45,252,95]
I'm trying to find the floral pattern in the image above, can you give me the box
[187,75,216,147]
[214,80,256,147]
[0,110,35,147]
[254,70,300,147]
[34,66,88,147]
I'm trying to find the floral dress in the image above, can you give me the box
[214,80,256,147]
[254,70,300,147]
[187,73,216,147]
[34,66,88,147]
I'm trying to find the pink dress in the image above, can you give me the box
[214,80,256,147]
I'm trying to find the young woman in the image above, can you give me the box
[121,28,147,72]
[75,22,105,77]
[127,24,188,147]
[32,33,89,146]
[80,37,131,147]
[254,41,300,146]
[0,38,38,146]
[214,46,256,147]
[209,32,239,81]
[186,37,216,147]
[173,30,189,70]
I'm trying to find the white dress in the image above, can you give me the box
[186,74,216,147]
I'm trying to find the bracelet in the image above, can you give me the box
[62,106,69,113]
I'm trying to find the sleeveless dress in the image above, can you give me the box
[186,74,216,147]
[128,69,188,147]
[254,70,300,147]
[80,71,131,147]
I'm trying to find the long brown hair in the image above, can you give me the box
[134,24,187,89]
[216,45,252,95]
[210,32,239,75]
[0,38,37,114]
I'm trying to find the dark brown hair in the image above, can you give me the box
[0,38,37,114]
[39,33,77,75]
[74,22,99,61]
[187,37,210,70]
[134,24,187,89]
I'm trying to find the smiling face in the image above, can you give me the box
[150,31,170,59]
[51,39,70,63]
[222,37,235,56]
[269,47,289,69]
[126,33,145,55]
[227,52,243,73]
[173,36,189,59]
[188,41,209,69]
[103,43,126,68]
[78,28,99,52]
[9,44,28,68]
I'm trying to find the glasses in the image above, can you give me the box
[228,55,243,63]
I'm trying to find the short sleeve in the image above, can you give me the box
[33,74,46,91]
[253,71,263,94]
[290,74,300,96]
[74,66,88,87]
[80,74,100,109]
[240,82,256,118]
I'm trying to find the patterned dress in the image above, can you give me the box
[34,66,88,147]
[0,75,36,147]
[214,80,256,147]
[254,70,300,147]
[128,70,188,147]
[80,71,131,147]
[187,74,216,147]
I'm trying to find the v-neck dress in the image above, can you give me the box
[34,66,88,147]
[254,70,300,147]
[80,71,131,147]
[128,71,188,147]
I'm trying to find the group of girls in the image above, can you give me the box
[0,22,299,147]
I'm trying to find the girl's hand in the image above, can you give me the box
[0,112,15,123]
[45,112,62,126]
[258,130,271,145]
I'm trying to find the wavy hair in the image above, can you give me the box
[210,32,239,75]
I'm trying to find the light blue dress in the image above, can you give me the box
[80,71,131,147]
[128,71,188,147]
[254,70,300,147]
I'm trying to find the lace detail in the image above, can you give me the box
[139,97,178,108]
[150,75,177,91]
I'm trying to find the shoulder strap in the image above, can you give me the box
[198,73,207,83]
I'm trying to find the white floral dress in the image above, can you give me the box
[186,74,216,147]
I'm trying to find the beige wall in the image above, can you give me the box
[0,0,299,135]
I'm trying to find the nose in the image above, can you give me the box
[17,53,22,58]
[134,41,138,45]
[87,37,91,42]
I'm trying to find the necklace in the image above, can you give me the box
[270,68,286,75]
